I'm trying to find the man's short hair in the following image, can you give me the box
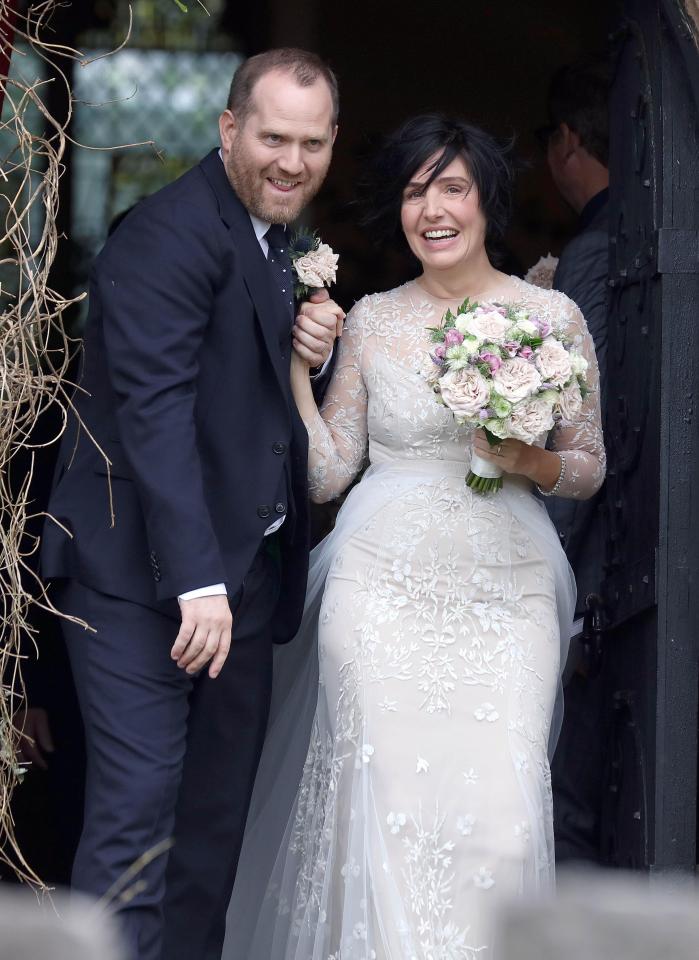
[547,56,611,166]
[227,48,339,126]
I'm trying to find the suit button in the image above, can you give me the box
[272,441,287,455]
[275,502,286,514]
[257,505,271,519]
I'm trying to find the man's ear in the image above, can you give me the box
[219,109,238,154]
[559,122,582,158]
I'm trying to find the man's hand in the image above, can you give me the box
[172,595,232,679]
[293,289,345,368]
[16,707,54,771]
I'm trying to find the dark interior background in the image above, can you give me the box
[296,0,617,305]
[8,0,619,323]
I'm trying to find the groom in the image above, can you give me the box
[41,49,343,960]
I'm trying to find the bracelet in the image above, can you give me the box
[537,454,566,497]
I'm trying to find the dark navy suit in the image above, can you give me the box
[546,188,609,616]
[548,188,610,864]
[42,149,313,959]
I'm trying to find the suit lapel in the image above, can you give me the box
[198,150,291,401]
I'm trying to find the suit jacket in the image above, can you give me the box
[41,149,311,642]
[546,189,609,615]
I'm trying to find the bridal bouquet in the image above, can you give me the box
[424,299,589,493]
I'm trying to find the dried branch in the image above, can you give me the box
[0,0,149,887]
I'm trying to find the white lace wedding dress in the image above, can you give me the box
[224,278,605,960]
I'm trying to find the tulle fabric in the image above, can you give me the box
[224,460,575,959]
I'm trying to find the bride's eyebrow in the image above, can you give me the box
[405,176,471,190]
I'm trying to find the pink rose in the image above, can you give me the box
[444,329,465,347]
[491,357,543,403]
[479,350,502,373]
[433,344,447,359]
[557,380,584,422]
[422,354,443,388]
[439,367,490,418]
[519,345,533,360]
[535,317,553,338]
[507,395,556,443]
[535,338,573,387]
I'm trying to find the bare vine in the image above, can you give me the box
[0,0,155,886]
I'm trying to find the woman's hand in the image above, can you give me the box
[472,430,562,491]
[291,348,311,387]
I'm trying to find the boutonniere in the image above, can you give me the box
[288,229,339,299]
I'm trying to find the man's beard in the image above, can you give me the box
[225,141,328,224]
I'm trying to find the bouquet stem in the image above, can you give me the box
[466,451,503,495]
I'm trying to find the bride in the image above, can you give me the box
[224,114,605,959]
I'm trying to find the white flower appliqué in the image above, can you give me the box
[474,702,499,722]
[473,866,496,890]
[457,814,476,836]
[514,821,531,844]
[387,811,407,835]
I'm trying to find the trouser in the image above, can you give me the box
[56,542,280,960]
[551,663,607,863]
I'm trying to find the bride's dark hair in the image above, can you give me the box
[362,114,514,260]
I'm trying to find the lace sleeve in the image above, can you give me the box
[304,297,370,503]
[548,294,606,499]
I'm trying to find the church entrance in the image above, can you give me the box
[3,0,698,880]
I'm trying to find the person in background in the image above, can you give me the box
[538,55,611,863]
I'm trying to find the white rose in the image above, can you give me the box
[570,351,589,379]
[454,314,480,340]
[439,367,490,419]
[491,357,542,403]
[462,310,512,343]
[507,395,556,443]
[452,321,482,355]
[535,338,573,387]
[515,318,538,336]
[294,242,339,288]
[557,379,584,422]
